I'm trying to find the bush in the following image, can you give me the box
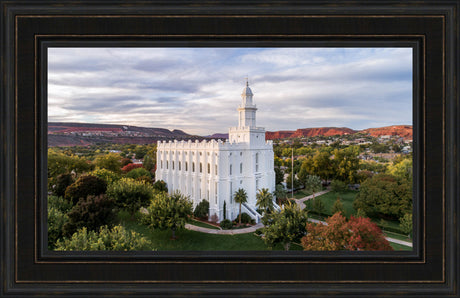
[55,225,153,251]
[89,168,121,185]
[193,200,209,219]
[239,212,253,224]
[121,163,143,173]
[125,167,151,180]
[152,180,168,193]
[107,178,154,216]
[331,179,348,193]
[53,173,75,197]
[47,206,69,249]
[121,158,133,167]
[63,194,116,237]
[64,175,107,205]
[48,195,73,213]
[220,219,233,229]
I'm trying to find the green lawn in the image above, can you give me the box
[314,190,359,217]
[291,189,313,199]
[121,218,301,251]
[188,218,220,230]
[390,242,412,251]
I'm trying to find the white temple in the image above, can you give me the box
[155,80,276,222]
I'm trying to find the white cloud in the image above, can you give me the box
[48,47,412,135]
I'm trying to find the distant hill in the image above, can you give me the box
[48,122,198,147]
[265,125,412,140]
[48,122,413,147]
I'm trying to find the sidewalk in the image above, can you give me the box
[294,189,331,209]
[185,223,264,235]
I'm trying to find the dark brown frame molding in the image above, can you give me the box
[1,1,458,296]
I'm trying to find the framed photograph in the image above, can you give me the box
[1,1,458,296]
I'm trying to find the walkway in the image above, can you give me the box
[185,218,412,247]
[294,189,331,209]
[185,223,264,235]
[307,218,413,247]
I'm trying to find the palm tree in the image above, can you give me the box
[234,188,248,224]
[256,188,275,214]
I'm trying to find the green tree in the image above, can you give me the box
[152,180,168,193]
[55,225,153,251]
[312,197,326,214]
[63,194,116,237]
[330,179,347,193]
[274,167,284,185]
[353,173,412,219]
[48,149,93,188]
[93,152,122,174]
[64,174,107,205]
[47,206,69,249]
[332,146,360,183]
[142,191,193,239]
[387,158,413,181]
[304,175,322,199]
[262,202,308,251]
[53,173,75,197]
[89,168,121,185]
[286,172,301,191]
[193,200,210,219]
[332,197,345,215]
[142,147,157,172]
[107,178,154,217]
[234,188,248,224]
[256,188,275,215]
[399,213,413,238]
[125,167,151,180]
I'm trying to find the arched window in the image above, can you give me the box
[166,161,169,169]
[230,164,232,175]
[215,164,218,174]
[179,161,181,171]
[161,160,163,169]
[255,153,259,172]
[200,163,203,173]
[192,162,195,172]
[207,163,210,174]
[240,163,243,174]
[186,162,188,171]
[172,161,174,170]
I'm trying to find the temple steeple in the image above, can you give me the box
[238,79,257,128]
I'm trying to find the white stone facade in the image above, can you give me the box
[155,82,276,222]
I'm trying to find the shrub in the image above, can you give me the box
[121,158,133,167]
[63,194,116,237]
[93,153,122,174]
[107,178,154,216]
[238,212,252,224]
[64,175,107,205]
[220,219,233,229]
[152,180,168,193]
[121,163,143,173]
[125,167,151,180]
[89,168,121,185]
[135,175,152,185]
[47,206,69,249]
[55,225,153,251]
[331,179,348,193]
[53,173,75,197]
[141,191,193,239]
[193,200,209,219]
[48,195,73,213]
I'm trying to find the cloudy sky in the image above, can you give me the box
[48,47,412,135]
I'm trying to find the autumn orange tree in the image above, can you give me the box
[301,212,392,251]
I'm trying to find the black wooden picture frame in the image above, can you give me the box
[1,1,458,296]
